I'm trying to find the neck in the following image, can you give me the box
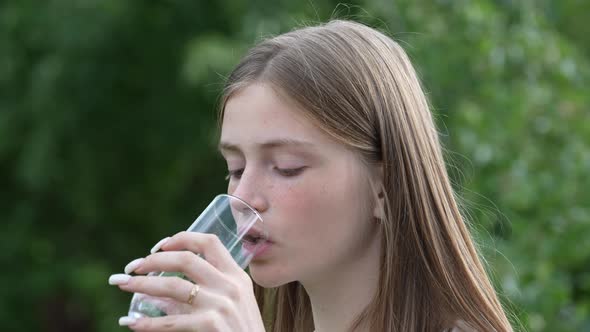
[302,227,382,332]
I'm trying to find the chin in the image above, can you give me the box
[248,260,294,288]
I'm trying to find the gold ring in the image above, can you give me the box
[187,283,200,305]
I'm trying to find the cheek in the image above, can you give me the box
[266,179,325,239]
[271,181,318,221]
[272,168,369,240]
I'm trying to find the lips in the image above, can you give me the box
[241,227,272,257]
[243,228,267,244]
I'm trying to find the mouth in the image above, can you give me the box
[242,228,268,245]
[241,228,272,258]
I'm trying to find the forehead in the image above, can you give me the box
[220,83,328,147]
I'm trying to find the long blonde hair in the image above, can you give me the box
[219,20,513,332]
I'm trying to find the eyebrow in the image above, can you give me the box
[218,138,315,153]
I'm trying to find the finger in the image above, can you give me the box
[123,310,224,332]
[161,231,240,274]
[117,275,216,307]
[133,251,224,287]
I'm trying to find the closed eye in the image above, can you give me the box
[225,169,244,181]
[226,167,306,180]
[275,167,306,177]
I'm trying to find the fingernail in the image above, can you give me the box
[150,236,170,254]
[124,258,145,274]
[118,316,137,326]
[108,274,131,285]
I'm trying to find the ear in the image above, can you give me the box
[373,191,386,220]
[371,163,386,220]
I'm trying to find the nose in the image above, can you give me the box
[229,169,269,214]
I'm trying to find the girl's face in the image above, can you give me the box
[220,83,380,287]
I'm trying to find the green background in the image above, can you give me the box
[1,1,588,331]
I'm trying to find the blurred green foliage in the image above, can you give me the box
[1,1,588,331]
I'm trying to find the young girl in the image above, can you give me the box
[110,20,514,331]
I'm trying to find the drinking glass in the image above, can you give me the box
[127,194,267,318]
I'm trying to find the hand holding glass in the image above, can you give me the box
[128,194,267,318]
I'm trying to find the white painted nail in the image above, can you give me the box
[124,258,145,274]
[108,274,131,285]
[150,236,170,254]
[118,316,137,326]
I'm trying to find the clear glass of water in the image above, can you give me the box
[127,194,267,318]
